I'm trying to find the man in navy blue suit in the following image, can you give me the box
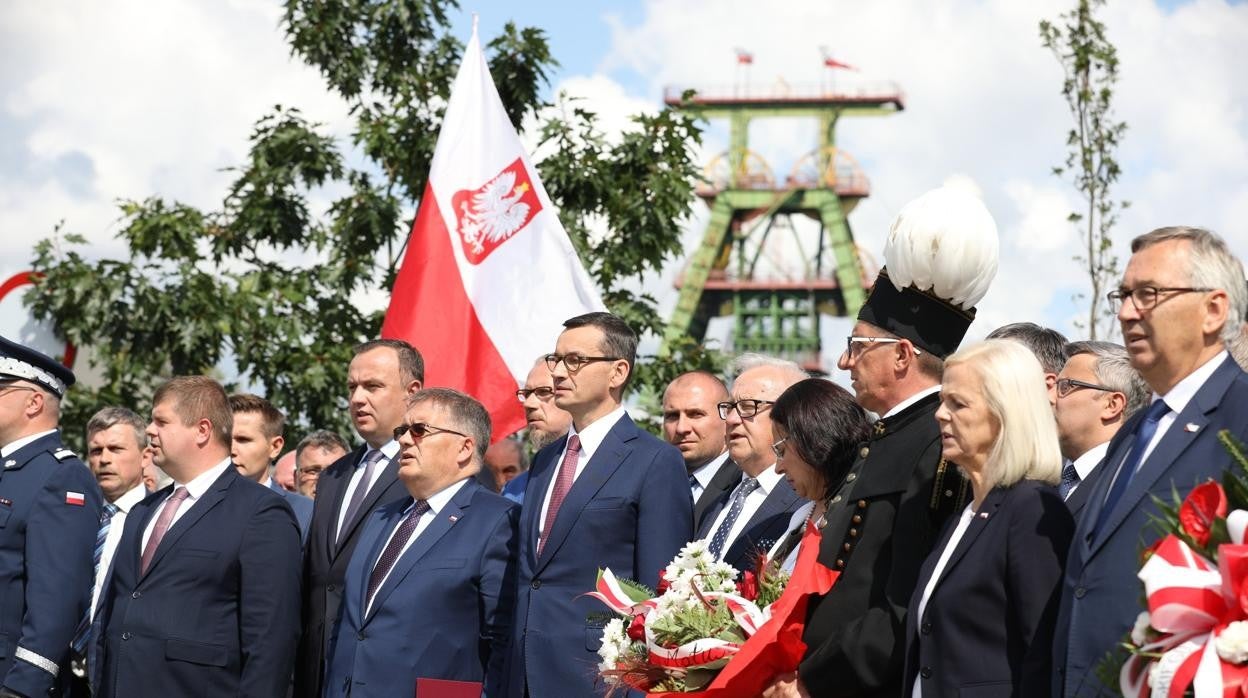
[696,356,806,573]
[1054,227,1248,697]
[0,337,101,698]
[325,388,518,696]
[97,376,302,698]
[503,312,693,697]
[229,393,314,541]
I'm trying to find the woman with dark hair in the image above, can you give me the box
[767,378,873,570]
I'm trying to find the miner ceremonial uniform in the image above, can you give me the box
[0,337,102,697]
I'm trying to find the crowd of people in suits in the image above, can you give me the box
[0,181,1246,698]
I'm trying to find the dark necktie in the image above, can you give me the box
[1091,399,1171,539]
[71,503,119,653]
[365,499,430,609]
[140,487,189,575]
[538,434,581,557]
[1059,460,1081,500]
[338,449,386,545]
[708,476,761,558]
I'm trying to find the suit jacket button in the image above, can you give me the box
[859,447,870,458]
[842,542,852,552]
[848,528,858,537]
[531,579,542,590]
[131,591,141,599]
[834,559,845,568]
[852,515,862,524]
[327,583,336,592]
[920,667,932,679]
[357,631,366,641]
[921,622,932,635]
[857,500,867,509]
[1074,587,1086,598]
[121,632,131,641]
[846,473,857,482]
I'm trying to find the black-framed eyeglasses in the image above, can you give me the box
[844,335,921,360]
[393,422,467,442]
[516,386,555,403]
[717,399,775,420]
[1107,286,1212,311]
[771,437,788,459]
[543,353,621,373]
[1056,378,1116,398]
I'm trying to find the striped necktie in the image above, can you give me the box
[71,503,119,653]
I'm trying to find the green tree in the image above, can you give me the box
[26,0,718,450]
[1040,0,1129,340]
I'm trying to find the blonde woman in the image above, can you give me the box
[904,340,1074,698]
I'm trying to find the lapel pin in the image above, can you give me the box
[1184,423,1200,433]
[448,515,459,523]
[0,498,11,506]
[4,460,15,468]
[978,512,990,519]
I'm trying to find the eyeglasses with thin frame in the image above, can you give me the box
[1106,286,1212,312]
[543,353,621,373]
[717,399,776,420]
[1055,377,1116,399]
[516,386,555,403]
[0,384,35,399]
[844,335,921,361]
[392,422,468,442]
[771,437,788,459]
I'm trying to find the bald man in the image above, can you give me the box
[662,371,740,529]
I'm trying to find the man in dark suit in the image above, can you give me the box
[695,358,805,572]
[295,339,422,698]
[325,388,517,697]
[506,358,574,506]
[662,370,739,530]
[1054,227,1248,697]
[229,393,314,541]
[97,376,301,697]
[502,312,692,697]
[1053,341,1149,516]
[0,337,101,698]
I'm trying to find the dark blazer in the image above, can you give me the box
[98,466,302,698]
[693,456,741,531]
[324,479,519,697]
[295,445,408,698]
[696,470,803,573]
[271,478,314,542]
[0,432,101,698]
[904,481,1073,698]
[798,393,968,698]
[1054,356,1248,697]
[501,413,693,698]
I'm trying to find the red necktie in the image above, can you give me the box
[140,487,189,575]
[538,434,581,557]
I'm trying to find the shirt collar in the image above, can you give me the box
[175,457,233,501]
[1072,441,1111,481]
[568,404,628,464]
[413,477,470,516]
[690,452,730,489]
[0,429,58,458]
[364,439,400,464]
[1155,350,1228,415]
[882,385,942,419]
[751,463,785,496]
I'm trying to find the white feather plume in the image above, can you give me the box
[882,182,1000,310]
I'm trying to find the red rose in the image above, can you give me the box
[626,613,646,641]
[656,572,671,596]
[737,571,759,601]
[1179,480,1228,547]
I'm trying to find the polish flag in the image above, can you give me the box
[381,21,605,443]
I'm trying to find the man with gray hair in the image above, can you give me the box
[697,354,806,572]
[1055,226,1248,696]
[294,430,349,499]
[987,321,1069,406]
[1053,342,1149,516]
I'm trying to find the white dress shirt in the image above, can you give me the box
[336,440,400,537]
[1065,441,1110,499]
[1138,350,1227,468]
[141,457,233,552]
[767,500,815,573]
[689,451,731,502]
[701,463,786,562]
[537,404,628,540]
[88,483,148,617]
[912,503,977,698]
[0,429,57,457]
[366,478,469,615]
[884,385,942,420]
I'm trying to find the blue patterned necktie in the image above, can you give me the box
[71,502,119,653]
[1059,461,1081,500]
[708,477,760,558]
[1091,399,1171,539]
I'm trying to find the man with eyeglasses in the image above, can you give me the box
[1054,227,1248,697]
[503,312,691,698]
[503,358,575,504]
[662,370,739,529]
[296,339,423,698]
[694,356,805,573]
[0,336,101,698]
[324,388,518,697]
[1052,341,1149,515]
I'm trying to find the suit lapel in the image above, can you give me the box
[354,498,408,624]
[321,445,367,556]
[365,483,477,623]
[140,468,235,582]
[334,452,402,560]
[925,489,1003,594]
[535,417,636,573]
[695,458,739,529]
[128,489,167,577]
[723,477,800,564]
[522,438,564,569]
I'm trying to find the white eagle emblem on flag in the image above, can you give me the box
[452,157,542,265]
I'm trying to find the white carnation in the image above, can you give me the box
[1130,611,1152,646]
[1216,621,1248,664]
[597,617,630,674]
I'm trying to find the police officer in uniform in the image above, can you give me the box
[764,184,999,698]
[0,337,102,698]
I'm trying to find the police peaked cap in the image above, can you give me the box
[0,336,75,398]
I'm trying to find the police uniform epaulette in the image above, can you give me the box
[52,448,77,461]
